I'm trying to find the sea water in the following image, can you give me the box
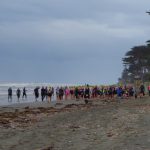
[0,83,72,106]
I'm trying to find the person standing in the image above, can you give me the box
[44,87,48,100]
[84,86,90,99]
[41,87,45,101]
[59,87,64,100]
[148,85,150,96]
[117,87,123,102]
[22,87,27,99]
[70,88,74,100]
[8,87,12,102]
[16,88,21,101]
[56,87,59,100]
[51,87,54,96]
[139,84,145,98]
[47,87,52,103]
[34,87,39,101]
[75,87,79,99]
[65,87,70,100]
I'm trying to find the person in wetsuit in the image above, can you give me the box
[41,87,45,101]
[22,87,27,99]
[8,87,12,102]
[34,87,39,101]
[16,88,21,101]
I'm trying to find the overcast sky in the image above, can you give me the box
[0,0,150,85]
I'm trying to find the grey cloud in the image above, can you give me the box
[0,0,149,22]
[0,0,150,84]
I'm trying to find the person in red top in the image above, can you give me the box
[148,85,150,96]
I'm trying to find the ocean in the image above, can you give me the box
[0,83,73,106]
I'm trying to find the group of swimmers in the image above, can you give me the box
[7,86,54,102]
[8,87,27,101]
[7,84,149,103]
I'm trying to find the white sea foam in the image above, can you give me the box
[0,83,74,94]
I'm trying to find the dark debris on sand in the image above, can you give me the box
[39,145,54,150]
[0,103,98,129]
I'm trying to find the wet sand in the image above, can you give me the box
[1,98,150,150]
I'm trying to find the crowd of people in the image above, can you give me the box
[7,84,150,103]
[55,84,146,101]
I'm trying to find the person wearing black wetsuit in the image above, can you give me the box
[22,87,27,99]
[84,87,90,99]
[34,87,39,101]
[41,87,45,101]
[8,87,12,102]
[16,88,21,101]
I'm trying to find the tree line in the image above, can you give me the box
[120,40,150,84]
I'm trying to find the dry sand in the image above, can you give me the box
[1,98,150,150]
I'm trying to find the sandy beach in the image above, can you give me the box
[1,98,150,150]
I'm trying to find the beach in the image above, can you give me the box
[1,97,150,150]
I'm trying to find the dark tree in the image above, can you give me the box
[121,41,150,83]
